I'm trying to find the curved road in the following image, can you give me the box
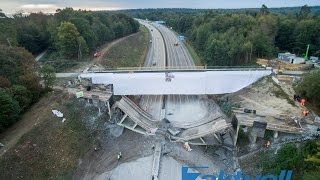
[138,20,166,119]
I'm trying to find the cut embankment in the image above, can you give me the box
[101,27,149,68]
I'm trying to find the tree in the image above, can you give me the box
[92,20,114,44]
[275,18,296,52]
[258,14,278,43]
[17,22,49,54]
[0,9,6,18]
[0,90,21,132]
[113,22,125,38]
[296,70,320,108]
[70,18,97,50]
[39,65,56,89]
[299,5,311,19]
[57,22,88,58]
[260,4,270,15]
[0,17,17,46]
[10,85,32,112]
[293,19,320,55]
[0,76,11,88]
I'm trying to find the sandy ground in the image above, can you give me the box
[224,77,302,117]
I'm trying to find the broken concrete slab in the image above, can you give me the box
[109,124,124,137]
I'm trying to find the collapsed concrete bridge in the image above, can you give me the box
[70,67,272,146]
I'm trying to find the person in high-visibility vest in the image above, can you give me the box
[303,110,309,116]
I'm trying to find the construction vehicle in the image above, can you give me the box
[304,44,310,61]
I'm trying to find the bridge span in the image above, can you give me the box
[79,67,272,95]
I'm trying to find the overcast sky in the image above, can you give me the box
[1,0,319,14]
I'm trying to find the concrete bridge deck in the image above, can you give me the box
[79,69,272,95]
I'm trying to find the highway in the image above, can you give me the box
[138,20,166,119]
[139,20,214,128]
[157,23,214,127]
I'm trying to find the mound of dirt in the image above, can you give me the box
[222,77,301,117]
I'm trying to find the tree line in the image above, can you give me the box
[0,8,139,58]
[0,8,139,132]
[125,5,320,66]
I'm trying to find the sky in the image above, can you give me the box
[0,0,319,14]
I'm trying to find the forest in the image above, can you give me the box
[124,5,320,66]
[0,8,139,131]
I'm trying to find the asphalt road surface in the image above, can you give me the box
[138,20,166,120]
[154,22,212,127]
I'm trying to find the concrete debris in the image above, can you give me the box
[242,127,248,133]
[52,110,63,118]
[168,128,180,136]
[109,124,124,137]
[150,128,158,134]
[222,132,234,146]
[215,148,227,160]
[76,91,84,98]
[315,116,320,124]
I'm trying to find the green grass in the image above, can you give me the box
[183,40,203,66]
[101,27,149,68]
[237,126,250,147]
[0,97,96,179]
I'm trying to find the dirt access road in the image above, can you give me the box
[67,32,139,73]
[0,92,67,158]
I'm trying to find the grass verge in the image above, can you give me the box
[101,27,149,68]
[0,93,97,179]
[184,40,203,66]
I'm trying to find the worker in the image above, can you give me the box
[117,152,122,161]
[303,110,309,116]
[300,98,306,106]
